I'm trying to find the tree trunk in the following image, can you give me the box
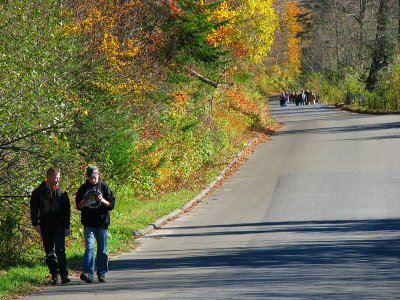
[366,0,390,91]
[398,0,400,47]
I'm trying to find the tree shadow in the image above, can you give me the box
[30,220,400,298]
[110,218,400,271]
[272,121,400,137]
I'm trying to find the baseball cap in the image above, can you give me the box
[86,165,99,177]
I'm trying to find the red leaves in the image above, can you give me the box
[143,129,161,137]
[161,0,184,17]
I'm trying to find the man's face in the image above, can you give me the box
[47,173,60,187]
[88,174,99,185]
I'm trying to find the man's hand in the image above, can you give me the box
[79,199,87,209]
[98,194,110,207]
[96,194,102,202]
[34,225,41,234]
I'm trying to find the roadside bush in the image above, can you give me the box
[376,53,400,103]
[304,72,342,103]
[339,69,365,94]
[0,208,25,267]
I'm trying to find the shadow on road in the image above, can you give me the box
[111,218,400,270]
[36,218,399,299]
[273,121,400,137]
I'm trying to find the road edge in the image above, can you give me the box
[132,133,271,237]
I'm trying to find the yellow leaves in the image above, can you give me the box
[63,1,140,72]
[209,1,237,22]
[63,6,112,34]
[231,0,279,62]
[100,32,118,55]
[205,1,236,47]
[94,77,152,101]
[205,0,279,62]
[99,33,140,70]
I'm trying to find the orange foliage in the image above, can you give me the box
[172,90,189,103]
[231,42,249,58]
[171,90,190,112]
[226,87,257,114]
[166,0,184,17]
[282,1,303,76]
[207,25,234,46]
[205,1,238,53]
[216,85,269,131]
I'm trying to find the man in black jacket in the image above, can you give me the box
[76,165,115,283]
[30,167,71,285]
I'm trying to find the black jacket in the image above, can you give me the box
[75,179,115,228]
[30,181,71,230]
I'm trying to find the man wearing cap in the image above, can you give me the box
[76,165,115,283]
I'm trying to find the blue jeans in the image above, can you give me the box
[83,226,108,278]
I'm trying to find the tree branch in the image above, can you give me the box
[0,125,57,148]
[187,67,219,88]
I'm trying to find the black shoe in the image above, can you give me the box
[50,274,59,285]
[80,272,93,283]
[61,275,71,284]
[98,275,106,283]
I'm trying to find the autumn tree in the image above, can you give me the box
[227,0,279,62]
[264,0,303,80]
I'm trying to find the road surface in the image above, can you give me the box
[24,98,400,299]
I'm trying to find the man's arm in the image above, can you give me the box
[75,187,86,210]
[30,190,41,233]
[102,183,115,210]
[61,190,71,229]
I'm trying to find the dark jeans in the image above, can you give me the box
[41,226,68,276]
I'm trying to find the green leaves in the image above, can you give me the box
[165,0,227,65]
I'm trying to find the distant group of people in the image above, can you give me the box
[30,166,115,285]
[279,89,317,107]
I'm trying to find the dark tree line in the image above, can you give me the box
[298,0,399,90]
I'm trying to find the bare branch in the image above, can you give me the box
[0,125,57,148]
[187,67,219,88]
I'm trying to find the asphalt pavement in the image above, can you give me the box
[23,97,400,299]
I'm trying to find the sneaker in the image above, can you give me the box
[61,275,71,284]
[50,274,59,285]
[80,272,93,283]
[98,275,106,283]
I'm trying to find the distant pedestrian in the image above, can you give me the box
[289,91,297,103]
[279,92,287,107]
[30,167,71,285]
[295,92,302,106]
[76,166,115,283]
[284,90,289,105]
[300,90,307,105]
[308,91,316,105]
[305,89,310,105]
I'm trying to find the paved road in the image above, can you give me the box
[25,98,400,299]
